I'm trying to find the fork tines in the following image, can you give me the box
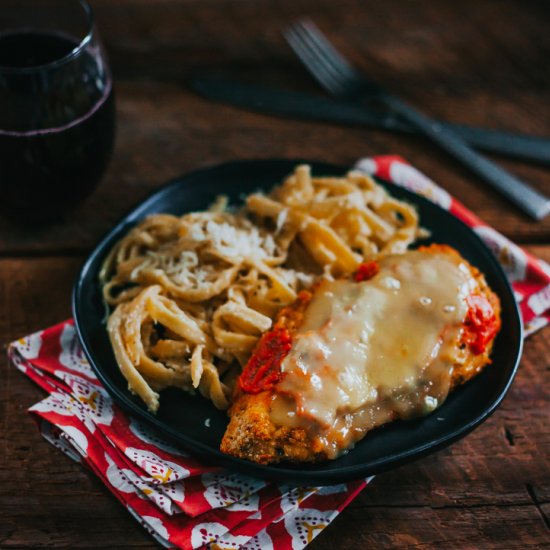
[284,18,361,96]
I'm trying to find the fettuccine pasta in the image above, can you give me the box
[100,165,422,412]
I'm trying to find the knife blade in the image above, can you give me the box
[191,75,550,167]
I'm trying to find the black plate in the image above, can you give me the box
[73,159,523,485]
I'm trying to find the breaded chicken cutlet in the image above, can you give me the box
[221,245,501,464]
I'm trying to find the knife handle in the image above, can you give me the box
[385,96,550,220]
[380,112,550,167]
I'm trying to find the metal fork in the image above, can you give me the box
[285,19,550,220]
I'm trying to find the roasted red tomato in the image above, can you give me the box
[463,294,501,355]
[239,327,292,394]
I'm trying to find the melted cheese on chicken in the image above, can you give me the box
[270,250,477,457]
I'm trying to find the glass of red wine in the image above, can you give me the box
[0,0,115,222]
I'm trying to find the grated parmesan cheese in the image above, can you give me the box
[130,213,290,289]
[275,208,288,234]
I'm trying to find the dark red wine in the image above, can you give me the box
[0,31,115,222]
[0,31,76,68]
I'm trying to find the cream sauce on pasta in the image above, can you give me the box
[270,250,476,458]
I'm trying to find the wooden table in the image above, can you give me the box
[1,0,549,547]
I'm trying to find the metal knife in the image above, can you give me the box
[191,74,550,167]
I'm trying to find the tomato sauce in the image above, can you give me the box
[354,261,379,282]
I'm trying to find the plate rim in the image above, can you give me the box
[72,158,523,484]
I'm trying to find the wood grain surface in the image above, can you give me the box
[1,0,549,548]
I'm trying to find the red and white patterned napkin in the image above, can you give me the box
[10,322,368,548]
[10,156,550,549]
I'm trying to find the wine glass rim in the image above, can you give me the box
[0,0,96,74]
